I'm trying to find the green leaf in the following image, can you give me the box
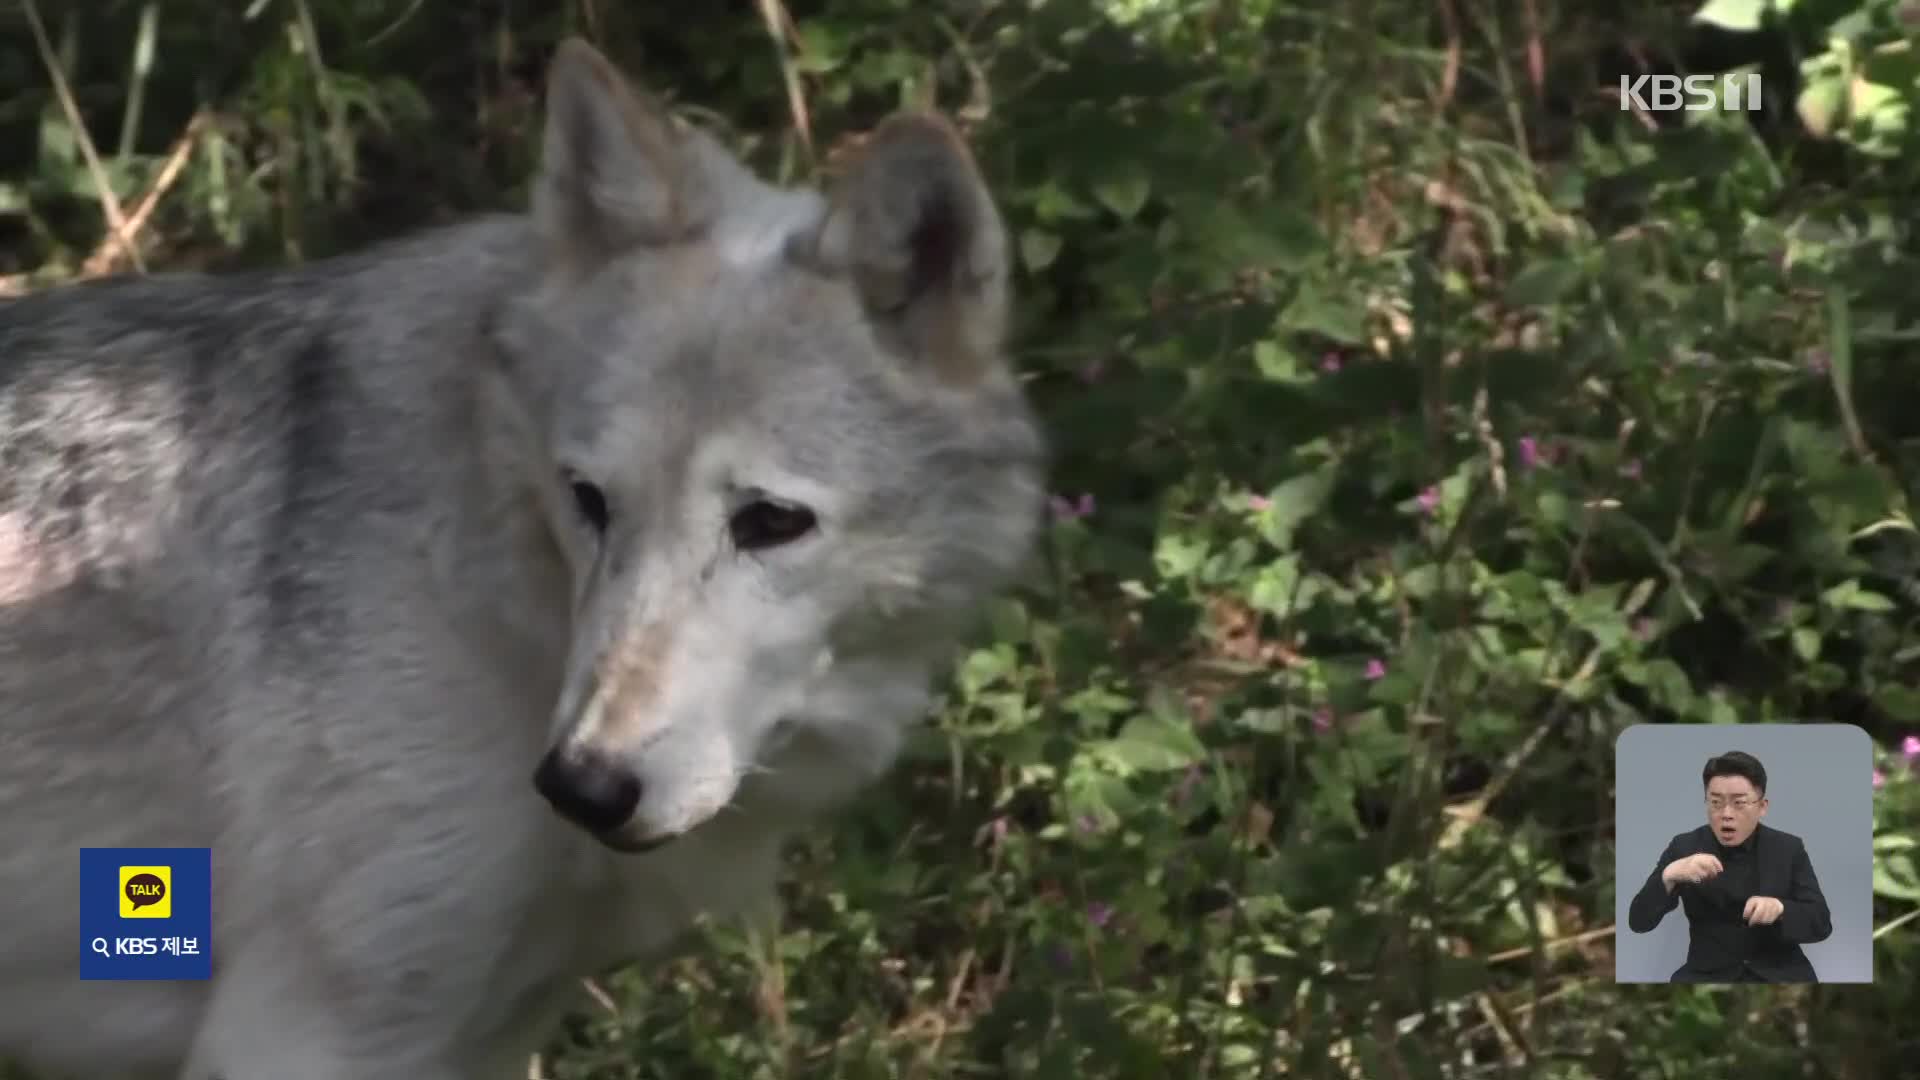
[792,22,849,73]
[1622,658,1697,713]
[1020,228,1063,272]
[1504,259,1583,308]
[1797,72,1848,137]
[1257,465,1337,551]
[1305,756,1362,832]
[1280,281,1368,345]
[1153,532,1211,580]
[1791,627,1821,662]
[1366,671,1418,706]
[1820,579,1895,612]
[1168,197,1320,277]
[1247,554,1304,615]
[1030,179,1098,222]
[1101,712,1206,773]
[1692,0,1770,32]
[1872,840,1920,901]
[1253,340,1303,381]
[1093,163,1151,221]
[1063,770,1144,832]
[1874,685,1920,723]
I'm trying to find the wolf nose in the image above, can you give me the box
[532,746,642,834]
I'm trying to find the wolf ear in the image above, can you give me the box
[806,114,1010,387]
[533,38,713,264]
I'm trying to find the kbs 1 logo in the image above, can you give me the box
[1619,73,1763,113]
[79,847,212,980]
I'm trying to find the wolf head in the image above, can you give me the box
[488,40,1046,852]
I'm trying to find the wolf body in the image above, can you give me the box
[0,39,1044,1079]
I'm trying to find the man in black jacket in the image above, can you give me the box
[1626,750,1833,982]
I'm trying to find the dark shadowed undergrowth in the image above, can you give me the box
[2,0,1917,1076]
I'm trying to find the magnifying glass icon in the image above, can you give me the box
[89,937,110,958]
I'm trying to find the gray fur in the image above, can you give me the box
[0,38,1045,1080]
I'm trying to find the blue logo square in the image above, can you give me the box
[79,847,213,980]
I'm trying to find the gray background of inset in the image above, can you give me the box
[1613,723,1874,984]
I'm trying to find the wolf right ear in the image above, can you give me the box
[532,38,716,265]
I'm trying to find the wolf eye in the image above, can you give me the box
[563,472,610,534]
[729,499,817,551]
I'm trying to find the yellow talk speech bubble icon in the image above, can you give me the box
[118,865,171,919]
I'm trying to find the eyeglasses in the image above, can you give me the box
[1706,797,1758,811]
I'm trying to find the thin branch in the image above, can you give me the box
[1873,906,1920,941]
[753,0,815,167]
[22,0,145,272]
[1485,924,1616,964]
[116,0,160,162]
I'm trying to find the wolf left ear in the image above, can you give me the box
[804,114,1010,387]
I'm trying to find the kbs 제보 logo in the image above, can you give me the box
[80,847,212,980]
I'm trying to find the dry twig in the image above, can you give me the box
[81,111,209,278]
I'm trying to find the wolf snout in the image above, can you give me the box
[531,744,642,836]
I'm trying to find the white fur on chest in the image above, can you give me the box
[581,812,789,967]
[471,807,791,1042]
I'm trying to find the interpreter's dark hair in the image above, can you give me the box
[1702,750,1767,796]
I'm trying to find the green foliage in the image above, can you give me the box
[3,0,1918,1076]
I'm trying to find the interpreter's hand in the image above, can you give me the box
[1742,895,1784,926]
[1661,853,1724,887]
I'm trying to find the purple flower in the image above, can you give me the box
[1311,707,1334,732]
[1365,658,1387,681]
[1048,944,1073,973]
[1416,486,1439,515]
[1246,493,1273,512]
[1075,813,1101,834]
[1873,769,1886,789]
[1050,493,1095,521]
[1087,901,1114,929]
[1319,352,1342,373]
[1903,735,1920,758]
[1518,436,1543,469]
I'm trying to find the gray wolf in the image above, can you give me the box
[0,37,1045,1078]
